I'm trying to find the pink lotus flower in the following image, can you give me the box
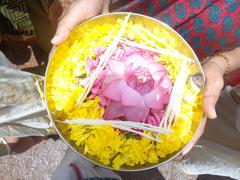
[90,46,173,126]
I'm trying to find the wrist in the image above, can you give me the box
[204,56,228,75]
[212,47,240,74]
[228,47,240,71]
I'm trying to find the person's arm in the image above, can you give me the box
[203,47,240,119]
[182,47,240,155]
[51,0,111,45]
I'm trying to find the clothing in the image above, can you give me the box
[112,0,240,58]
[111,0,240,85]
[203,86,240,150]
[182,139,240,180]
[51,148,122,180]
[182,86,240,179]
[0,0,55,42]
[0,0,57,52]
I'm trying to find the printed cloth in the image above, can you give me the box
[111,0,240,85]
[0,0,56,42]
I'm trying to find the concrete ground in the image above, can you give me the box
[0,139,67,180]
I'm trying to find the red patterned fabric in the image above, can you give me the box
[111,0,240,85]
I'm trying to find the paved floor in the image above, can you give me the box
[0,139,67,180]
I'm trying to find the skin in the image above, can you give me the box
[203,47,240,119]
[183,47,240,155]
[51,0,111,45]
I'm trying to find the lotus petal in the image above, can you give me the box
[102,79,126,101]
[147,62,165,72]
[123,101,150,122]
[152,70,167,87]
[104,100,124,119]
[108,60,125,78]
[124,63,133,80]
[156,77,173,93]
[143,89,165,109]
[120,86,141,106]
[125,53,147,69]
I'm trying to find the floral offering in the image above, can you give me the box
[46,13,204,170]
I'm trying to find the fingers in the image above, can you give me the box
[203,80,223,119]
[181,60,225,156]
[51,1,88,45]
[102,0,110,14]
[181,116,207,156]
[202,62,224,119]
[51,0,110,45]
[51,21,70,45]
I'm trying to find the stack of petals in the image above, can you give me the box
[88,44,173,126]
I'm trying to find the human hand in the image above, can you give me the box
[51,0,111,45]
[181,55,226,155]
[202,57,227,119]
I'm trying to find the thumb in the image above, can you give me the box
[51,1,96,45]
[51,9,85,45]
[202,63,224,119]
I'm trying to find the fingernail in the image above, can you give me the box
[212,109,217,119]
[51,35,60,45]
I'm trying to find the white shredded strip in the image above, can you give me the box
[159,60,189,131]
[56,118,172,142]
[139,27,194,62]
[77,13,131,105]
[130,27,194,63]
[167,61,189,129]
[120,38,170,55]
[62,119,171,134]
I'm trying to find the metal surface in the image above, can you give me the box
[44,12,205,171]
